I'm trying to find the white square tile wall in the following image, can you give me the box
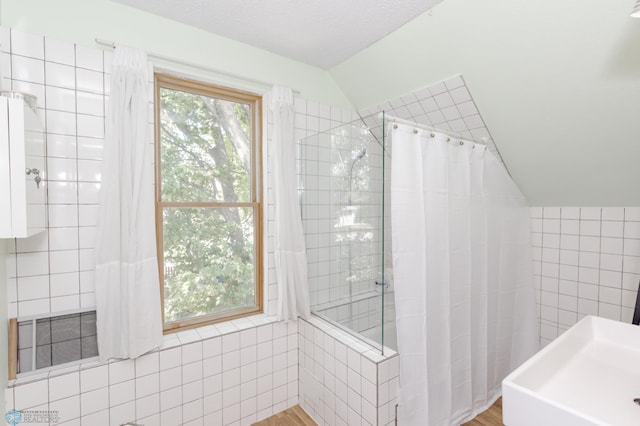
[532,207,640,347]
[358,75,499,156]
[7,318,300,426]
[4,27,111,318]
[4,25,404,426]
[298,317,398,426]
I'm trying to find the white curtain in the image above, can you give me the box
[391,123,539,425]
[95,46,163,361]
[270,86,310,320]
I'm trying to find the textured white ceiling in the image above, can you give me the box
[111,0,444,69]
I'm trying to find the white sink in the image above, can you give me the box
[503,315,640,426]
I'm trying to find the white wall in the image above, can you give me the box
[331,0,640,206]
[0,0,352,108]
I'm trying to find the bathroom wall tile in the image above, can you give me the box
[77,136,103,160]
[598,302,621,321]
[49,249,79,274]
[136,392,160,420]
[45,62,75,90]
[182,361,203,385]
[159,347,181,371]
[80,364,108,392]
[78,182,100,204]
[12,55,45,84]
[47,134,77,160]
[136,373,159,399]
[600,238,623,256]
[183,379,203,403]
[76,91,104,116]
[46,109,76,136]
[46,85,76,113]
[76,113,104,138]
[75,45,103,72]
[45,37,75,66]
[48,157,77,182]
[109,359,135,385]
[80,386,108,415]
[14,380,49,409]
[16,251,49,276]
[625,207,640,221]
[16,274,49,301]
[624,221,640,239]
[136,351,159,377]
[110,401,135,426]
[49,227,79,251]
[160,366,181,391]
[11,29,44,59]
[50,395,80,422]
[159,385,182,410]
[76,68,103,94]
[17,299,49,317]
[580,207,601,220]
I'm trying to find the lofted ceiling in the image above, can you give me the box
[2,0,639,206]
[110,0,445,69]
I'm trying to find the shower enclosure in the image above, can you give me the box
[299,112,396,352]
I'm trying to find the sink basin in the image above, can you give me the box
[503,315,640,426]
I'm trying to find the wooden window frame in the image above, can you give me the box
[154,73,263,333]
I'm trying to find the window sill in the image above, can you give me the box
[8,313,280,388]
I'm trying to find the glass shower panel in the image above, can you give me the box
[299,113,392,353]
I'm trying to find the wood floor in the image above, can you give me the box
[252,405,317,426]
[252,398,502,426]
[462,397,503,426]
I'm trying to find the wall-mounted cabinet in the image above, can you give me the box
[0,93,46,238]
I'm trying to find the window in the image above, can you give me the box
[155,74,263,332]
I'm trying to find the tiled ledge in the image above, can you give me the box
[300,316,398,364]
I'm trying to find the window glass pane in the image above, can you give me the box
[163,207,256,323]
[159,87,252,203]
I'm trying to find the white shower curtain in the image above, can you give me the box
[94,46,163,361]
[391,123,539,425]
[270,86,311,320]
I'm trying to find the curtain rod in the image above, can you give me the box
[383,113,512,176]
[383,113,487,145]
[94,38,300,95]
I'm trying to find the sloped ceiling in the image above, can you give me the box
[3,0,638,206]
[112,0,640,206]
[330,0,640,206]
[110,0,446,69]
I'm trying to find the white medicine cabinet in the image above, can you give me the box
[0,92,46,238]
